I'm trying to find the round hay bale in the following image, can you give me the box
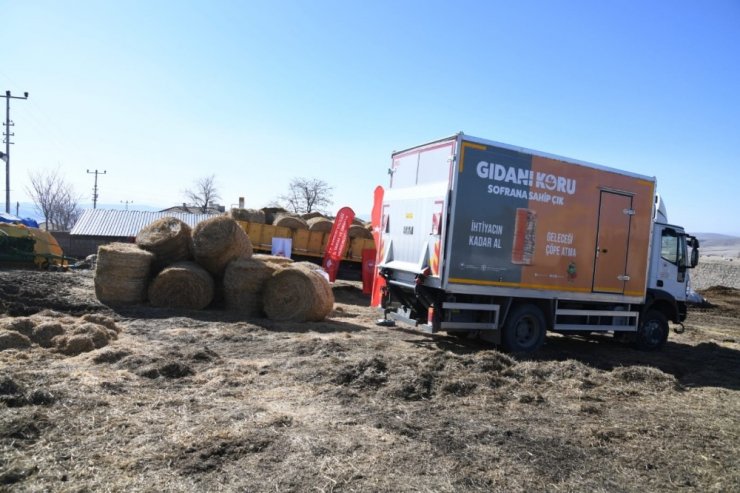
[261,207,287,224]
[263,265,335,322]
[94,243,154,305]
[223,257,281,315]
[135,217,192,269]
[229,208,266,224]
[348,224,373,239]
[307,217,333,233]
[32,321,65,348]
[0,330,32,351]
[1,317,36,338]
[148,261,215,310]
[192,216,253,277]
[273,213,309,230]
[253,254,294,268]
[301,212,325,221]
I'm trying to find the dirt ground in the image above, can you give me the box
[1,268,738,492]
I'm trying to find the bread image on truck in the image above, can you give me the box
[375,133,699,352]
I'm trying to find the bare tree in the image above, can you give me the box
[27,167,82,231]
[278,177,334,214]
[184,175,221,213]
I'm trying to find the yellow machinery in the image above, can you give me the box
[0,222,68,268]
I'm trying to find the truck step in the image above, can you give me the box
[440,322,498,330]
[554,324,637,332]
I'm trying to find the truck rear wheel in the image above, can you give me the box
[502,304,546,353]
[636,310,668,351]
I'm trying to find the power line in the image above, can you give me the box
[86,169,107,209]
[121,200,133,210]
[2,90,29,213]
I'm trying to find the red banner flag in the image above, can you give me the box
[370,186,385,307]
[322,206,355,282]
[361,248,376,294]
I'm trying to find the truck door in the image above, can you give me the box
[650,225,689,301]
[593,191,633,294]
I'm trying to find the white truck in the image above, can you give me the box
[375,133,699,352]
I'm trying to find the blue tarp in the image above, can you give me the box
[0,212,40,228]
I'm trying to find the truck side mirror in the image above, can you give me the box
[690,247,699,268]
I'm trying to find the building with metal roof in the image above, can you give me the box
[56,209,218,259]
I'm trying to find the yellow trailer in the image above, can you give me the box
[235,221,375,263]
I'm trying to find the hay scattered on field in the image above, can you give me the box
[263,265,334,321]
[307,216,333,233]
[223,257,280,315]
[80,314,120,334]
[1,317,35,338]
[0,330,32,350]
[94,243,154,305]
[148,261,215,310]
[53,334,95,356]
[192,216,253,277]
[229,208,266,224]
[135,217,192,269]
[253,254,294,267]
[348,224,373,239]
[31,321,65,347]
[273,213,309,230]
[0,312,123,356]
[71,322,116,348]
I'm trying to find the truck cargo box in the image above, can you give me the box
[380,134,656,304]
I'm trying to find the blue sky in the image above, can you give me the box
[2,0,739,234]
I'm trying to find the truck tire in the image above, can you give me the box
[636,310,669,351]
[502,304,546,353]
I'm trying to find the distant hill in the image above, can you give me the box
[695,233,740,259]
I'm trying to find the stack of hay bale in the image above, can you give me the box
[233,207,373,240]
[93,215,334,322]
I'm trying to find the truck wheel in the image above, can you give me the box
[502,304,546,353]
[636,310,668,351]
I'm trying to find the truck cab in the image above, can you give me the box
[647,223,699,324]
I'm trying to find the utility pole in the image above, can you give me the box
[120,200,133,210]
[86,169,107,209]
[2,90,29,213]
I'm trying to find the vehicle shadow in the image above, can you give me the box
[407,329,740,391]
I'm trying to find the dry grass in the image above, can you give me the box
[0,271,738,492]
